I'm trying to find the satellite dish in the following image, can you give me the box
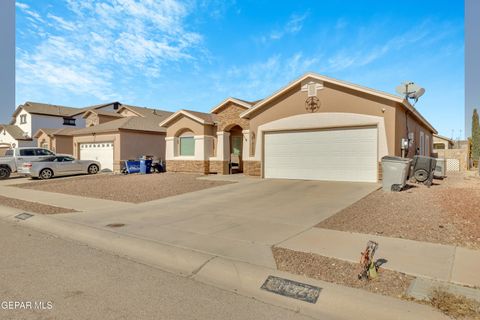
[411,87,425,100]
[395,81,425,105]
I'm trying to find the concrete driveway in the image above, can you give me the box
[56,176,379,268]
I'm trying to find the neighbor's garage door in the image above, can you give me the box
[79,142,114,171]
[264,127,378,182]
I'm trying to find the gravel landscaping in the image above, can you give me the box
[272,247,414,299]
[0,195,77,214]
[12,172,234,203]
[317,172,480,250]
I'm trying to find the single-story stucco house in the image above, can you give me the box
[69,105,172,172]
[33,127,77,155]
[160,73,436,182]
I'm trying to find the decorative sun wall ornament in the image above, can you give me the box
[305,96,320,113]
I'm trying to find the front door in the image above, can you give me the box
[231,136,242,157]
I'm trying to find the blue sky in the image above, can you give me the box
[15,0,464,137]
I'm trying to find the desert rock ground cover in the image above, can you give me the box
[317,172,480,249]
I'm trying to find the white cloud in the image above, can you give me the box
[260,12,309,43]
[15,2,29,10]
[213,52,318,100]
[17,0,204,102]
[47,13,76,31]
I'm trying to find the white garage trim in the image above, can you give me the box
[248,113,388,163]
[263,126,378,182]
[79,142,114,171]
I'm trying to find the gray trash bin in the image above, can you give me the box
[381,156,412,192]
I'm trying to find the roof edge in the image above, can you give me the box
[210,97,252,114]
[239,72,436,133]
[159,110,213,127]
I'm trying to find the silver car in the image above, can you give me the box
[18,155,101,179]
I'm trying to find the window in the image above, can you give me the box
[63,118,76,126]
[35,149,54,156]
[419,131,425,156]
[4,150,13,157]
[425,135,430,156]
[180,136,195,156]
[19,149,35,156]
[20,114,27,124]
[62,156,75,162]
[433,143,445,150]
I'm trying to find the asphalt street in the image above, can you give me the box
[0,219,313,320]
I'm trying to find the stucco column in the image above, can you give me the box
[193,135,213,160]
[165,137,176,160]
[242,129,250,160]
[216,131,230,161]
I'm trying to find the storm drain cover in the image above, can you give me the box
[261,275,321,304]
[105,223,125,228]
[15,213,34,220]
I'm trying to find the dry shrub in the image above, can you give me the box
[429,289,480,319]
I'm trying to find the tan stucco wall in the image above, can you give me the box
[36,132,53,150]
[433,136,453,150]
[73,132,121,171]
[85,114,121,127]
[395,107,433,157]
[54,135,73,155]
[247,82,398,156]
[165,115,215,137]
[119,130,166,161]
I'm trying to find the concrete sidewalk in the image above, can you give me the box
[0,206,449,320]
[0,185,132,212]
[278,228,480,288]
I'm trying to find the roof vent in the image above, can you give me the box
[301,80,324,97]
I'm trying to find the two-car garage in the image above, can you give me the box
[263,126,378,183]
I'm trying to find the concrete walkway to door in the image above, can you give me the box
[53,176,379,269]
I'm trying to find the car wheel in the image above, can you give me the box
[0,167,11,180]
[88,164,99,174]
[39,168,53,180]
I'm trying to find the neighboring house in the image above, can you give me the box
[160,72,436,182]
[33,128,77,155]
[433,134,470,172]
[0,101,123,149]
[433,134,454,150]
[69,105,172,172]
[0,124,35,155]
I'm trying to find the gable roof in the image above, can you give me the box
[71,116,167,135]
[33,127,77,139]
[11,102,81,122]
[433,134,454,144]
[82,109,124,119]
[117,104,173,119]
[210,97,257,114]
[240,72,436,133]
[0,125,31,140]
[159,109,217,127]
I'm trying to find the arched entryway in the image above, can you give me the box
[224,124,244,174]
[227,125,243,173]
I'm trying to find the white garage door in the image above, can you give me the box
[264,127,378,182]
[79,142,114,171]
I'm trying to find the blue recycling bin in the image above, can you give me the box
[124,160,141,174]
[140,159,152,174]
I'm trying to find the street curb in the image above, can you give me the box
[0,210,449,320]
[0,211,213,276]
[194,257,449,320]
